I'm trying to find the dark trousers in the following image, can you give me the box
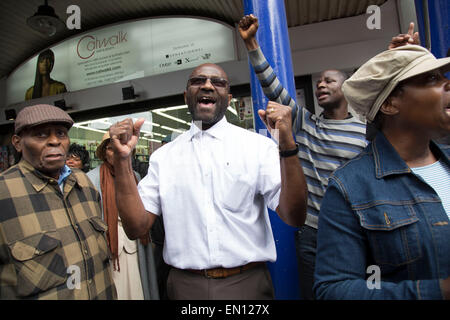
[167,263,274,300]
[295,225,317,300]
[150,216,171,300]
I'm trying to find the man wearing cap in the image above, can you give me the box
[314,44,450,299]
[0,104,116,299]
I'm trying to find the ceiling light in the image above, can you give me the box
[227,106,237,116]
[160,126,185,134]
[158,105,188,112]
[5,109,17,121]
[153,110,190,125]
[72,124,107,135]
[27,0,66,37]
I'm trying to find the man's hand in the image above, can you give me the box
[258,101,296,151]
[388,22,420,49]
[109,118,145,159]
[238,14,259,51]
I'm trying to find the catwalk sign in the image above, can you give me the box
[7,17,236,105]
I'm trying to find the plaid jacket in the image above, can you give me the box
[0,159,117,299]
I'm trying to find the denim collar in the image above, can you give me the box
[372,131,450,179]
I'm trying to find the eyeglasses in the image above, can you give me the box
[187,76,229,88]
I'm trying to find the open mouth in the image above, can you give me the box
[316,92,329,101]
[197,96,217,108]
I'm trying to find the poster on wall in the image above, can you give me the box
[7,43,70,103]
[7,17,236,105]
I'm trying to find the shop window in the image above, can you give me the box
[68,101,256,177]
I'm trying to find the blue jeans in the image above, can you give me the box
[295,225,317,300]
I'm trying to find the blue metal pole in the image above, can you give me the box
[414,0,450,59]
[243,0,300,300]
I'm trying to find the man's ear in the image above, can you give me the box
[379,96,400,116]
[11,135,22,153]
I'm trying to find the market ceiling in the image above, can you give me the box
[0,0,387,80]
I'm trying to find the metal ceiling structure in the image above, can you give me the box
[0,0,387,80]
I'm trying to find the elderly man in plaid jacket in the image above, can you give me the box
[0,104,116,299]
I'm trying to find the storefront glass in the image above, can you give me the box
[68,97,255,173]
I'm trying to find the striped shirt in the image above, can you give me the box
[0,159,116,299]
[248,47,368,228]
[411,160,450,220]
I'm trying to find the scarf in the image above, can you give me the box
[100,162,149,272]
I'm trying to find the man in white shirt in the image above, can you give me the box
[110,63,307,299]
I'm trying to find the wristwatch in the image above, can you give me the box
[279,143,299,158]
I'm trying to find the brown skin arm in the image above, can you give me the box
[239,14,307,226]
[109,118,156,239]
[388,22,420,49]
[238,14,260,51]
[260,101,308,227]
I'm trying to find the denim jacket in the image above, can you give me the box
[314,132,450,299]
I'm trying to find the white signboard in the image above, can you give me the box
[7,17,236,105]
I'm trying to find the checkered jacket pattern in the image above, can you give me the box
[0,160,117,299]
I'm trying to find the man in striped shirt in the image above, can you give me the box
[239,14,368,300]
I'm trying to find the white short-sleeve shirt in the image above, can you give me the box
[138,117,281,269]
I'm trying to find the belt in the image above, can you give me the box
[185,262,264,279]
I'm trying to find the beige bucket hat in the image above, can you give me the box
[342,45,450,122]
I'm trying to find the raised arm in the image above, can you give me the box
[238,14,299,113]
[109,118,156,239]
[260,101,307,227]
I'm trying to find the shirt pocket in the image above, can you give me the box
[356,204,422,270]
[220,168,255,213]
[88,216,111,262]
[8,231,67,298]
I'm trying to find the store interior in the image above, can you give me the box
[0,96,255,173]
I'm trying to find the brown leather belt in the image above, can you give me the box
[185,262,264,279]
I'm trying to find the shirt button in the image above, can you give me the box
[84,249,88,255]
[87,279,92,284]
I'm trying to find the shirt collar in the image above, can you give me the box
[372,131,450,178]
[187,116,229,141]
[18,159,73,192]
[58,165,72,186]
[318,112,355,122]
